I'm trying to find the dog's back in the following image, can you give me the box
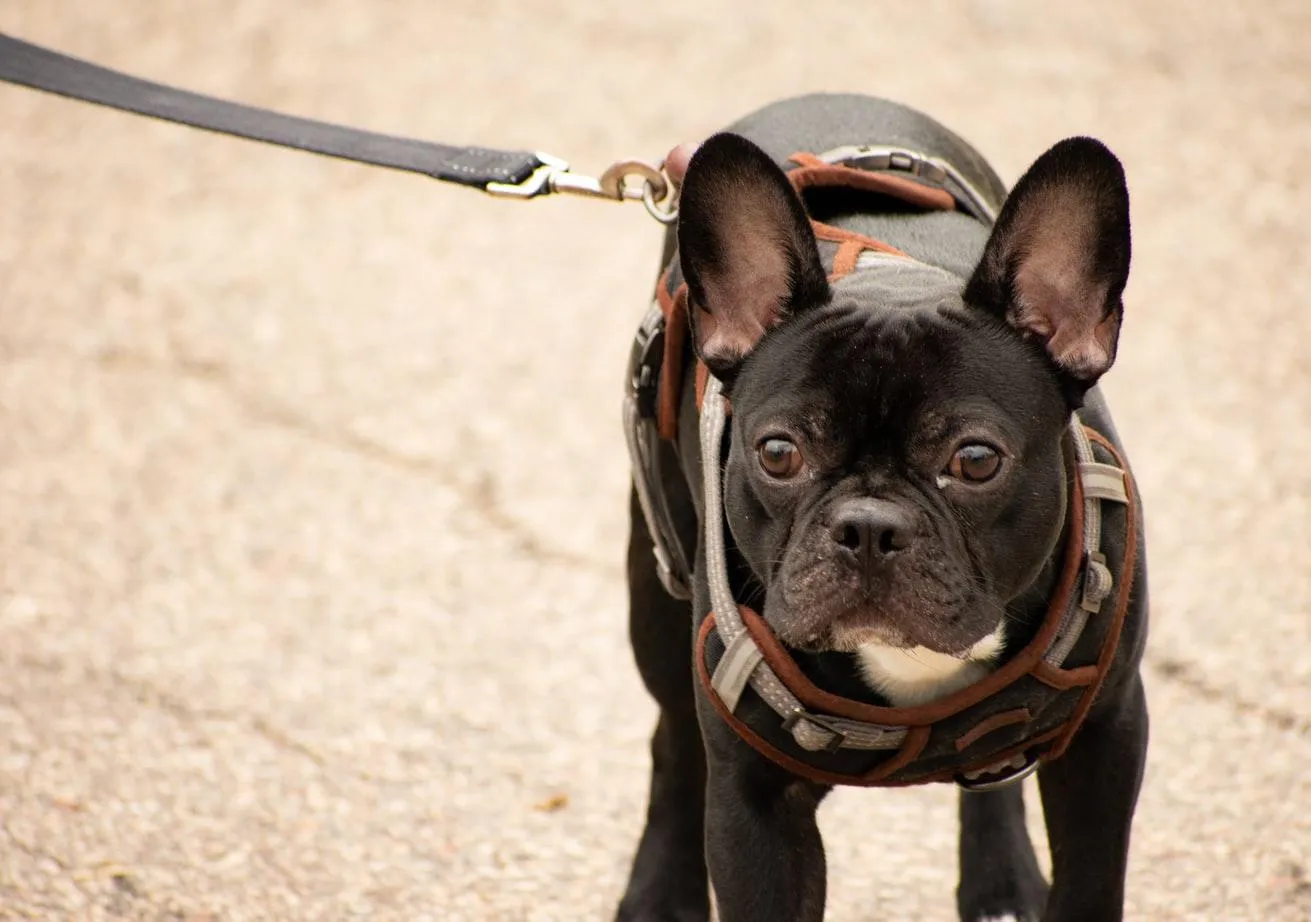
[724,94,1003,275]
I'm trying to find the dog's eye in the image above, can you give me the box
[946,444,1002,483]
[758,438,804,479]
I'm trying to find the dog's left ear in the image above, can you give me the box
[677,133,830,381]
[965,138,1131,393]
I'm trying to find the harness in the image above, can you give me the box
[623,147,1139,790]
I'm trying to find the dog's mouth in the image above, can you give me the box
[783,604,935,652]
[786,607,1007,683]
[772,593,995,659]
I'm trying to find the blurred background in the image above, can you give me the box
[1,1,1307,919]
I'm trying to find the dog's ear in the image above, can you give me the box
[965,137,1131,396]
[678,133,830,381]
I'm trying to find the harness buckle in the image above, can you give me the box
[816,144,950,187]
[811,144,998,225]
[781,710,847,754]
[1081,550,1115,613]
[629,304,666,420]
[624,301,693,600]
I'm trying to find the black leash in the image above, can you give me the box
[0,33,678,220]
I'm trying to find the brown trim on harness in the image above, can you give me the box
[694,360,712,416]
[954,709,1032,753]
[1031,661,1098,690]
[786,152,958,212]
[654,272,686,441]
[829,239,863,279]
[809,221,906,259]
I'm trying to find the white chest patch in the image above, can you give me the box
[855,626,1006,707]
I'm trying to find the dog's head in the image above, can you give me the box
[678,133,1131,656]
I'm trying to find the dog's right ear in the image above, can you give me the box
[677,133,830,381]
[964,137,1132,399]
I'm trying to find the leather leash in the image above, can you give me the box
[0,32,678,222]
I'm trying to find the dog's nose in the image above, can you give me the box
[830,499,917,565]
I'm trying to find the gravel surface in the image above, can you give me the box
[2,2,1308,919]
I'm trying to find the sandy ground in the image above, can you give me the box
[1,2,1308,919]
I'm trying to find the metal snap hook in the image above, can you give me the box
[486,153,678,223]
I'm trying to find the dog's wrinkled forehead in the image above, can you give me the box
[732,255,1017,439]
[828,254,965,315]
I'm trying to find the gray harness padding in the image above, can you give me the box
[725,94,1005,277]
[725,94,1007,204]
[655,93,1003,276]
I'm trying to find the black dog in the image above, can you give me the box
[618,95,1149,922]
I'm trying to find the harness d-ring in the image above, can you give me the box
[955,751,1042,792]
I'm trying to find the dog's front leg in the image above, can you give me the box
[617,491,709,922]
[957,785,1049,921]
[701,735,830,922]
[1037,675,1149,922]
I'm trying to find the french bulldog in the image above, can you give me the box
[617,95,1149,922]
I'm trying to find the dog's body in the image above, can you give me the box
[618,95,1149,922]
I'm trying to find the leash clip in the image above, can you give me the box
[781,711,849,754]
[483,151,571,198]
[486,154,679,223]
[1080,550,1115,613]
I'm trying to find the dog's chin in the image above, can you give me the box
[777,604,987,657]
[780,610,912,654]
[826,622,909,653]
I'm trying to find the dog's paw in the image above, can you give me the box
[958,862,1048,922]
[616,907,709,922]
[615,892,711,922]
